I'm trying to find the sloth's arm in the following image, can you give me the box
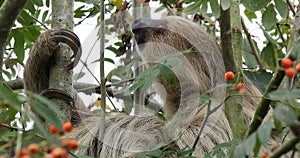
[23,29,82,94]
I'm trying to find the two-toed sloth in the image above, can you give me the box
[24,16,263,157]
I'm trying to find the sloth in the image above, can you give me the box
[24,16,263,157]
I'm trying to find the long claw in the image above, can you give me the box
[49,29,82,69]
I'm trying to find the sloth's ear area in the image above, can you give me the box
[132,18,167,45]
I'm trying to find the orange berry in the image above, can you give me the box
[49,125,60,134]
[16,149,28,158]
[281,58,292,68]
[63,122,72,132]
[225,71,234,81]
[51,147,68,158]
[285,67,295,78]
[236,83,244,90]
[262,153,269,158]
[27,143,39,154]
[69,140,78,149]
[296,63,300,72]
[20,155,30,158]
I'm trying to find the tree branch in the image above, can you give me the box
[0,0,28,81]
[220,1,246,139]
[49,0,75,122]
[247,5,300,137]
[269,136,300,158]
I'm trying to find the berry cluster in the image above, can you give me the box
[225,71,244,90]
[281,58,300,78]
[15,122,78,158]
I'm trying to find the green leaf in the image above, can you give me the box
[274,105,298,126]
[12,29,25,62]
[244,70,272,92]
[274,0,288,18]
[129,66,159,93]
[261,26,278,46]
[274,117,283,133]
[233,144,246,158]
[183,0,202,14]
[210,0,220,18]
[30,100,63,132]
[31,0,43,6]
[243,133,256,155]
[268,88,300,102]
[257,121,272,145]
[24,1,36,14]
[244,9,257,20]
[104,58,115,64]
[177,148,195,156]
[261,44,277,71]
[0,85,23,110]
[73,72,85,81]
[242,39,258,68]
[141,69,160,92]
[33,94,67,121]
[42,10,49,22]
[30,113,51,139]
[200,1,208,17]
[221,0,230,10]
[165,57,183,68]
[262,4,276,30]
[159,65,176,84]
[241,0,270,12]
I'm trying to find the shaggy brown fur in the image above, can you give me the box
[24,17,264,157]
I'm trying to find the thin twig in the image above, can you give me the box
[75,7,97,26]
[241,18,264,70]
[276,23,287,50]
[286,0,296,16]
[30,15,48,29]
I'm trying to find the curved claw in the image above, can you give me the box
[49,29,82,69]
[40,88,75,105]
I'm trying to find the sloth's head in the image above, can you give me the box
[131,17,197,52]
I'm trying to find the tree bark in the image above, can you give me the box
[0,0,28,81]
[49,0,74,122]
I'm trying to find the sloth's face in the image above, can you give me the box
[132,18,167,45]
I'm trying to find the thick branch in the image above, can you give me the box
[220,1,246,139]
[0,0,28,81]
[49,0,74,122]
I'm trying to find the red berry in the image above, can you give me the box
[51,147,68,158]
[16,149,27,158]
[63,122,72,132]
[27,143,39,154]
[262,153,269,158]
[69,140,78,149]
[281,58,292,68]
[225,71,234,81]
[296,63,300,72]
[236,83,244,90]
[285,68,295,78]
[49,125,60,134]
